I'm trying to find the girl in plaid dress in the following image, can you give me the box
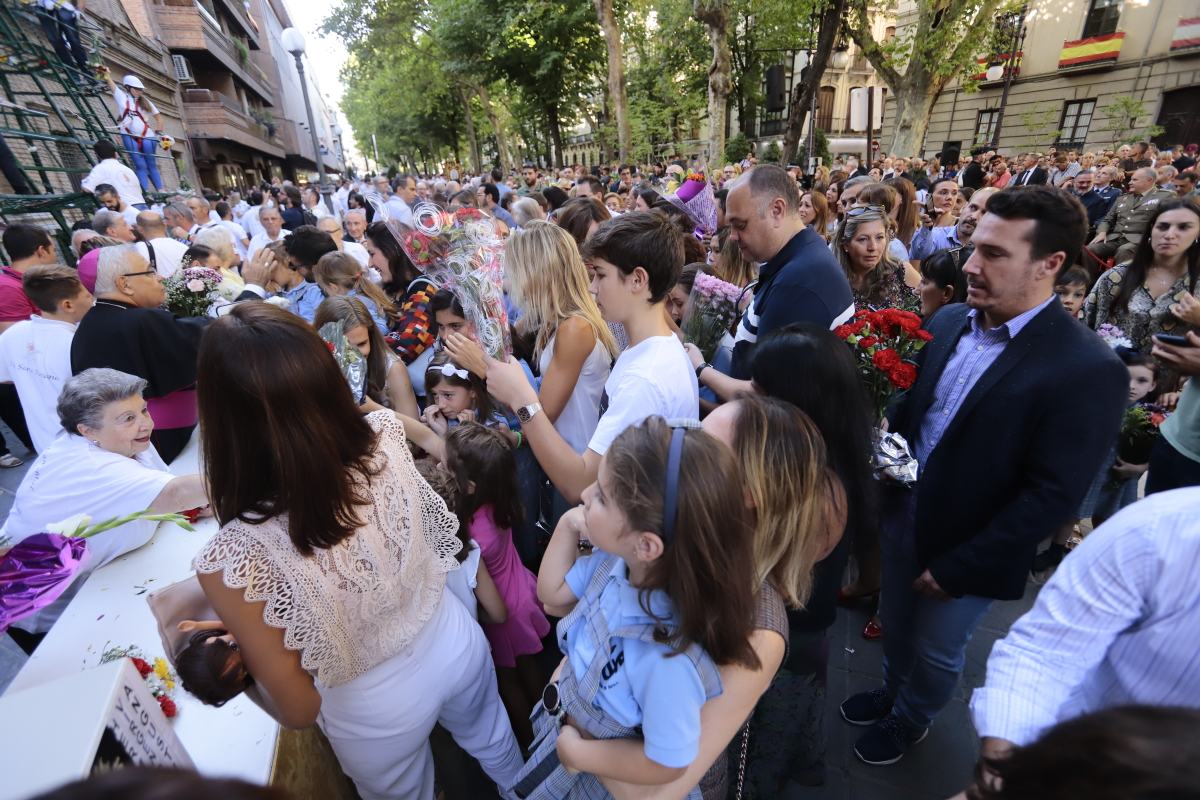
[510,418,760,798]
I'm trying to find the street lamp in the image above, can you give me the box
[990,6,1028,149]
[281,26,334,213]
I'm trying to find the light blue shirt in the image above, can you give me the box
[909,224,964,262]
[563,553,712,768]
[916,297,1055,468]
[281,280,325,323]
[348,290,389,336]
[972,487,1200,745]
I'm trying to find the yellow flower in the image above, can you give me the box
[153,657,171,681]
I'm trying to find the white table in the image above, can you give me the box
[3,434,279,785]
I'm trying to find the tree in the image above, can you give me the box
[846,0,1011,157]
[1014,103,1063,150]
[725,132,750,164]
[594,0,632,161]
[780,0,847,166]
[693,0,732,166]
[1099,95,1166,147]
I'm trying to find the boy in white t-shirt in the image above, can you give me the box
[0,264,93,452]
[482,212,699,503]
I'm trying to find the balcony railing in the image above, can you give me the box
[1058,31,1124,70]
[181,88,284,157]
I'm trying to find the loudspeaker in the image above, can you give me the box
[765,65,787,113]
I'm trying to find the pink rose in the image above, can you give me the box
[186,279,206,293]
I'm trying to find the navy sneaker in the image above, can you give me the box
[839,688,894,726]
[853,713,929,766]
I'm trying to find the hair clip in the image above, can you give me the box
[434,362,470,381]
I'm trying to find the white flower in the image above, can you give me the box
[45,513,92,537]
[186,279,206,293]
[264,296,291,309]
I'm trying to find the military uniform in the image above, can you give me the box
[1089,187,1176,265]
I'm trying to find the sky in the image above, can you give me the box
[282,0,363,169]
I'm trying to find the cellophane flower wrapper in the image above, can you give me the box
[872,430,919,486]
[319,320,368,404]
[164,266,223,318]
[367,196,511,359]
[682,272,741,362]
[0,533,87,632]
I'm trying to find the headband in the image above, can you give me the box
[661,424,689,545]
[431,361,470,381]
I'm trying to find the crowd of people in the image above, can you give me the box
[1,130,1199,800]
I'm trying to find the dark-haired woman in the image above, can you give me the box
[192,304,522,800]
[918,247,969,320]
[364,220,439,389]
[1085,197,1200,386]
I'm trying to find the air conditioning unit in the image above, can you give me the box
[172,55,195,84]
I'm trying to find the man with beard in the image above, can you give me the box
[516,164,540,197]
[909,187,997,262]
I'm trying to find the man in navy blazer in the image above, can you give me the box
[839,186,1127,766]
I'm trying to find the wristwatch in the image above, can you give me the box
[695,362,712,379]
[516,401,543,424]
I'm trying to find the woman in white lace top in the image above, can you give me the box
[191,303,523,799]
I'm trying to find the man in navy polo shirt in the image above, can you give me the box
[725,164,854,379]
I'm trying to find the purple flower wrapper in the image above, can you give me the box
[0,533,88,632]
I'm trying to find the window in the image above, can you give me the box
[975,109,1000,145]
[1058,99,1096,148]
[816,86,836,131]
[1082,0,1121,39]
[884,26,896,42]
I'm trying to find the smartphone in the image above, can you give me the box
[1154,334,1193,347]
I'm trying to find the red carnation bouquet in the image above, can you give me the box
[836,308,933,422]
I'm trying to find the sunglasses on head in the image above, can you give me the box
[846,204,886,218]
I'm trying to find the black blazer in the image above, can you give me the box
[888,301,1127,600]
[1014,167,1047,186]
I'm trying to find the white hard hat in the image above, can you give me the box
[122,75,145,90]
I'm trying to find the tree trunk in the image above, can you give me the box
[885,78,940,157]
[694,0,731,168]
[781,0,847,166]
[472,82,510,174]
[547,103,564,168]
[457,85,481,175]
[594,0,631,161]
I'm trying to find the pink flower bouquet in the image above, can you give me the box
[681,272,742,362]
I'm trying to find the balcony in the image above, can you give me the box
[1058,31,1124,72]
[181,89,285,158]
[154,0,275,103]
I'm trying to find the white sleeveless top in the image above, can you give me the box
[193,411,462,688]
[538,328,611,454]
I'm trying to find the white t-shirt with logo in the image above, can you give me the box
[587,334,698,455]
[0,316,76,452]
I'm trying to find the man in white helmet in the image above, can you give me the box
[97,67,165,191]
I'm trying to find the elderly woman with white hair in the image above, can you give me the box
[510,196,543,229]
[91,208,135,243]
[71,245,208,462]
[191,226,247,290]
[1,368,207,638]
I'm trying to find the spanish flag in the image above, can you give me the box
[1171,17,1200,52]
[1059,32,1124,68]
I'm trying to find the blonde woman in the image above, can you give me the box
[504,221,617,458]
[833,206,917,311]
[313,251,397,336]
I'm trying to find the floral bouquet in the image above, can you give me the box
[681,272,741,362]
[1096,323,1134,350]
[0,511,194,633]
[319,319,367,404]
[100,644,180,718]
[836,308,934,485]
[371,197,511,359]
[1116,402,1170,465]
[164,266,223,317]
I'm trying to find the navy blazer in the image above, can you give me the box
[888,300,1127,600]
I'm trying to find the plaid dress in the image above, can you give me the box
[510,555,723,799]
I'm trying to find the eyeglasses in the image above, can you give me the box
[121,269,158,279]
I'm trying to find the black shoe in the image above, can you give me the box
[840,688,893,726]
[853,713,929,766]
[1031,543,1069,573]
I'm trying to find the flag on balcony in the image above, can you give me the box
[972,52,1023,82]
[1059,32,1124,68]
[1170,17,1200,52]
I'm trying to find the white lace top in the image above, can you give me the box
[193,411,462,688]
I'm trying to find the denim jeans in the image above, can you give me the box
[121,133,162,191]
[878,495,993,729]
[38,7,90,73]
